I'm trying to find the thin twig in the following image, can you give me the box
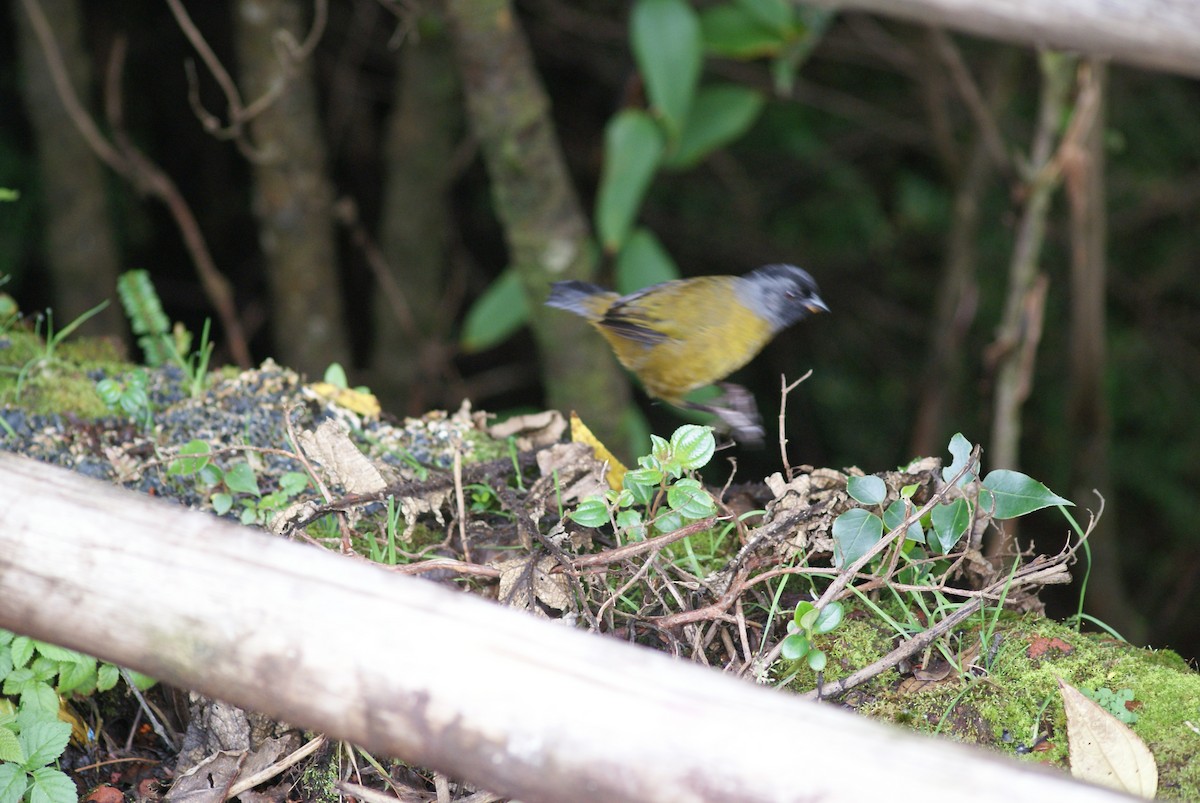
[777,370,813,479]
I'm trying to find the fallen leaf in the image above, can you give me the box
[1059,677,1157,798]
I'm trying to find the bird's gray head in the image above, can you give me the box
[737,264,828,331]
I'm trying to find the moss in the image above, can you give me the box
[778,601,1200,798]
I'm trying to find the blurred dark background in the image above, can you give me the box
[2,0,1198,661]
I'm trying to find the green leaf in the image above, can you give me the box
[615,228,680,294]
[632,0,702,139]
[615,509,646,540]
[169,440,211,476]
[17,720,70,769]
[979,470,1073,519]
[670,425,716,469]
[54,658,96,695]
[831,508,883,568]
[792,600,815,627]
[929,498,970,554]
[279,471,310,497]
[780,633,811,661]
[30,643,82,664]
[666,478,716,519]
[0,727,24,764]
[223,463,260,497]
[700,4,782,58]
[569,497,611,528]
[323,362,349,389]
[942,433,977,487]
[652,510,685,533]
[122,670,157,691]
[846,475,886,505]
[883,499,924,544]
[807,648,827,672]
[666,84,765,169]
[211,493,233,516]
[624,467,664,489]
[10,638,32,669]
[736,0,792,33]
[596,111,665,252]
[460,270,530,352]
[96,664,119,693]
[27,767,76,803]
[18,684,57,718]
[813,601,844,634]
[0,763,28,802]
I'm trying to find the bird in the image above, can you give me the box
[545,264,827,440]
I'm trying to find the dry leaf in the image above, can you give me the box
[1059,678,1157,798]
[488,409,567,451]
[536,442,608,504]
[493,556,571,614]
[297,419,385,494]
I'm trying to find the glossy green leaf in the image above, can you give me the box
[846,474,887,505]
[883,499,924,544]
[831,508,883,568]
[616,508,646,540]
[632,0,702,138]
[814,601,844,634]
[570,497,611,528]
[780,632,811,661]
[700,4,782,58]
[980,470,1073,519]
[596,111,665,252]
[792,599,815,627]
[460,270,530,352]
[169,440,211,476]
[616,228,680,294]
[807,648,827,672]
[929,498,970,554]
[671,424,716,469]
[18,719,70,768]
[653,510,685,533]
[666,84,765,169]
[667,478,716,518]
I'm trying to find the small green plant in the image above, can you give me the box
[569,424,718,539]
[831,433,1072,568]
[168,440,310,525]
[115,270,214,398]
[0,629,154,803]
[781,599,844,672]
[1080,686,1139,725]
[95,368,153,427]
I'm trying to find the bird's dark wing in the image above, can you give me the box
[597,286,677,346]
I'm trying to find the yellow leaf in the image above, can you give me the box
[570,413,627,489]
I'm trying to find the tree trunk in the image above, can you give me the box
[233,0,350,377]
[1063,63,1145,643]
[15,0,122,336]
[371,2,461,416]
[444,0,632,448]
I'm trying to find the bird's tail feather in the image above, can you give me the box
[545,281,615,320]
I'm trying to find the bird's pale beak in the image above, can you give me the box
[806,297,830,314]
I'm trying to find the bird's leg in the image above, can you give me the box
[683,383,764,444]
